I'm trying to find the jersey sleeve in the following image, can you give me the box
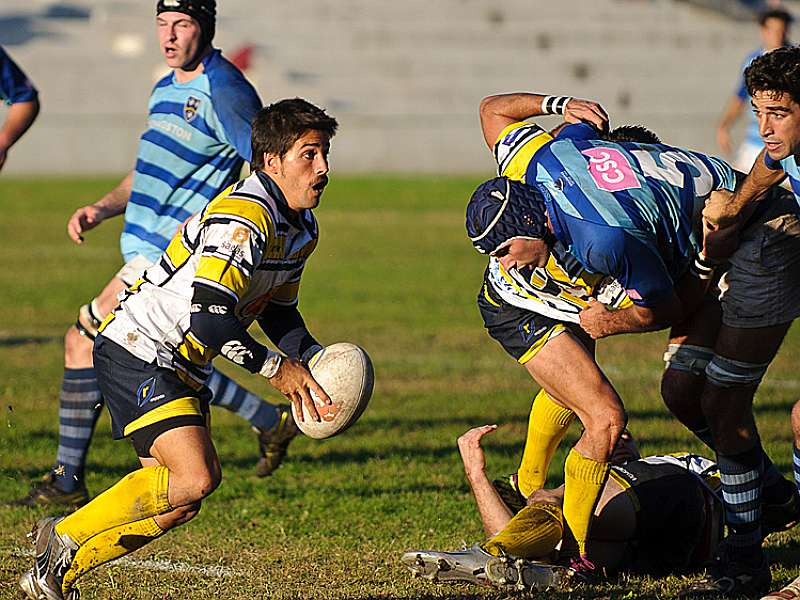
[493,121,553,182]
[570,221,674,307]
[209,75,262,162]
[554,122,600,142]
[193,219,266,301]
[0,46,37,105]
[764,152,785,172]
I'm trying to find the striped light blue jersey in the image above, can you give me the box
[122,49,262,263]
[765,152,800,203]
[528,123,735,306]
[0,45,37,104]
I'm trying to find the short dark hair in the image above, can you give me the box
[745,46,800,105]
[250,98,338,168]
[758,8,793,27]
[607,124,662,144]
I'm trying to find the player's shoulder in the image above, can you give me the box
[494,120,553,181]
[204,50,261,104]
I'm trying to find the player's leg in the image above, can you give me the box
[205,367,299,476]
[523,330,625,565]
[20,334,221,599]
[13,273,128,509]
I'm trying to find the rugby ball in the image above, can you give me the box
[293,342,374,439]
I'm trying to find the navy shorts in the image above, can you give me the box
[477,281,568,364]
[93,335,211,457]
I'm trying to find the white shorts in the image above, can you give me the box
[719,190,800,328]
[114,255,155,287]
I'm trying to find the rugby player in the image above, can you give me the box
[13,0,298,511]
[18,98,337,600]
[0,45,39,173]
[470,91,797,594]
[701,46,800,600]
[402,425,723,592]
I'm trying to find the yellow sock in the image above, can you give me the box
[563,448,610,556]
[517,390,575,496]
[56,466,170,545]
[62,517,164,592]
[481,502,563,559]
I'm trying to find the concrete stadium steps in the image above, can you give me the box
[0,0,788,173]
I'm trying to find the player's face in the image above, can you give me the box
[267,130,331,212]
[156,12,204,70]
[752,90,800,160]
[760,17,789,51]
[493,238,550,271]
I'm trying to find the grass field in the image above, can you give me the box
[2,176,800,599]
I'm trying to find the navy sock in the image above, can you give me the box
[718,446,765,562]
[206,369,279,432]
[53,367,103,493]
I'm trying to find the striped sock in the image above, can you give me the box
[718,446,764,562]
[53,368,104,493]
[206,369,279,432]
[793,445,800,495]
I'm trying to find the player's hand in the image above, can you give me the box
[564,98,609,134]
[268,357,331,423]
[716,126,733,156]
[702,189,741,229]
[457,424,497,478]
[67,204,106,244]
[702,217,739,263]
[579,299,613,339]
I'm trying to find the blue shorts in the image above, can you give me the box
[93,335,211,457]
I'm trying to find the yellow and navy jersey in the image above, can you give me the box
[485,121,631,322]
[100,171,317,386]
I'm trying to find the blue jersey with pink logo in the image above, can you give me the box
[122,49,261,263]
[530,124,736,306]
[765,152,800,202]
[0,45,37,105]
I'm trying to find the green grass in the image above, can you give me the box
[1,176,799,598]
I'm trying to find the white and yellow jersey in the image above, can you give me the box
[486,121,631,322]
[100,171,317,386]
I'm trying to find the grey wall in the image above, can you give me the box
[0,0,780,175]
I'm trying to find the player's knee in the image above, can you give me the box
[64,325,93,363]
[157,501,203,531]
[663,343,714,378]
[791,401,800,440]
[187,468,222,502]
[704,355,769,390]
[661,368,702,422]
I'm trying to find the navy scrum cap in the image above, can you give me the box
[157,0,216,44]
[466,177,550,254]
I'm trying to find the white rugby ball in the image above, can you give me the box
[293,342,374,439]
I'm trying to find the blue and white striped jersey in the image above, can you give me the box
[497,122,736,307]
[121,48,262,263]
[0,45,37,105]
[765,152,800,203]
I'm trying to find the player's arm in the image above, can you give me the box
[479,92,609,149]
[457,425,513,536]
[578,230,700,338]
[703,149,786,228]
[67,171,134,243]
[256,282,323,364]
[0,98,39,172]
[189,221,330,420]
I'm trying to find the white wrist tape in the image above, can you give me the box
[541,95,572,115]
[259,352,283,379]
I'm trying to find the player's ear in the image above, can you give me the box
[263,152,279,175]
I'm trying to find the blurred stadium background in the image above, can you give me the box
[2,0,799,175]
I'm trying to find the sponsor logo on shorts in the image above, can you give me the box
[184,96,202,122]
[136,377,165,407]
[209,305,228,314]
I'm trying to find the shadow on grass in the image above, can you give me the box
[0,335,61,347]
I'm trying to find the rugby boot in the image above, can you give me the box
[761,575,800,600]
[564,554,602,585]
[401,544,493,585]
[679,544,771,599]
[485,554,568,592]
[254,405,299,477]
[19,516,79,600]
[763,479,800,536]
[491,473,527,514]
[10,473,89,511]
